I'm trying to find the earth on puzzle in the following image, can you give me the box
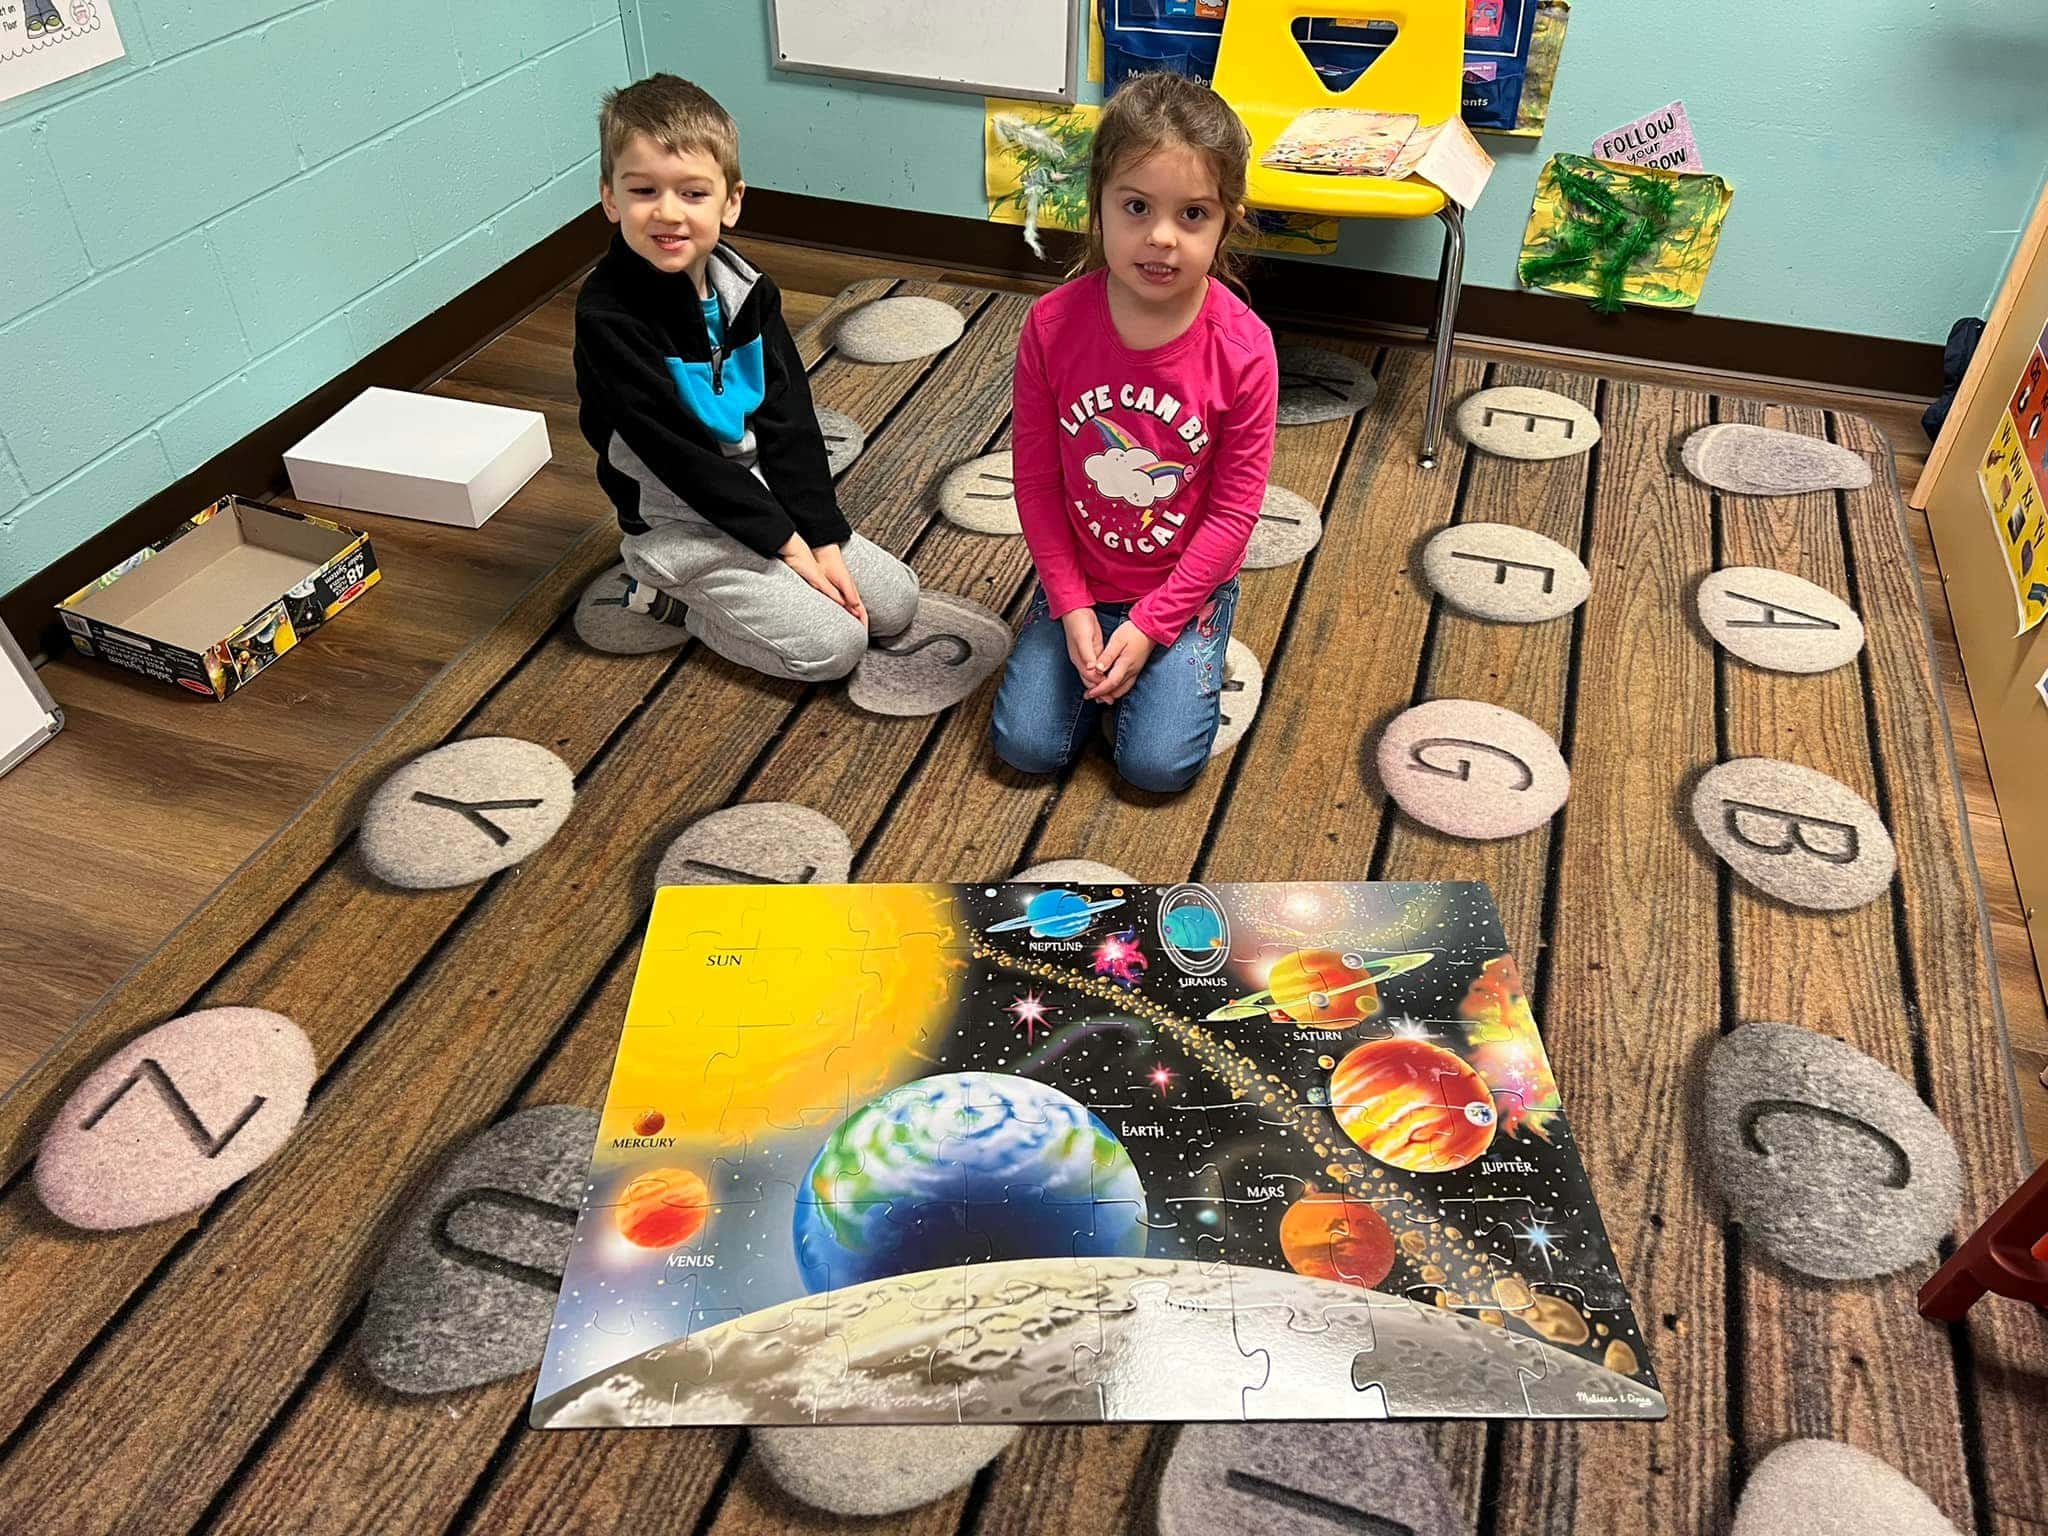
[793,1072,1146,1291]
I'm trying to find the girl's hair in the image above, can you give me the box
[1075,72,1254,291]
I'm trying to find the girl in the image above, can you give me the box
[991,72,1278,794]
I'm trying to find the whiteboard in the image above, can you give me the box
[0,618,62,779]
[770,0,1078,103]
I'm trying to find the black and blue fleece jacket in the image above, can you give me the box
[574,234,851,557]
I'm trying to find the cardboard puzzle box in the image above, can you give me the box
[56,496,379,701]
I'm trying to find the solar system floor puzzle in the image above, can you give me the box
[532,880,1665,1427]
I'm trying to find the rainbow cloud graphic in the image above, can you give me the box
[1083,417,1190,510]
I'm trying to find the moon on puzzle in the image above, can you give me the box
[531,1257,1665,1426]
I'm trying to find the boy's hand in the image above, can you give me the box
[1086,620,1155,703]
[1061,608,1105,685]
[809,542,868,625]
[777,533,860,619]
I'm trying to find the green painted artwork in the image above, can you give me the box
[1519,153,1734,312]
[986,98,1338,259]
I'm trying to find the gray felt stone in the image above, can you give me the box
[1214,637,1264,755]
[657,802,853,888]
[1455,386,1600,461]
[815,407,864,476]
[1705,1023,1962,1281]
[937,451,1020,535]
[1682,423,1874,497]
[1100,638,1261,758]
[1691,758,1896,911]
[1423,522,1589,623]
[1378,699,1569,839]
[1160,1422,1468,1536]
[846,591,1011,717]
[1732,1440,1961,1536]
[361,1105,597,1394]
[1698,567,1866,673]
[360,737,576,890]
[35,1007,313,1231]
[1012,860,1136,883]
[1276,345,1377,425]
[574,563,690,655]
[834,296,965,364]
[1243,485,1323,569]
[752,1424,1019,1517]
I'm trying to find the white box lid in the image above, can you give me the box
[285,387,544,484]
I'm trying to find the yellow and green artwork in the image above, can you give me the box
[1519,152,1733,312]
[986,97,1339,258]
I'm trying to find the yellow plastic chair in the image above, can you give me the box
[1214,0,1467,466]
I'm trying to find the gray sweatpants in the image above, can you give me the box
[620,513,919,683]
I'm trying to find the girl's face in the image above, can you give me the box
[1098,144,1232,313]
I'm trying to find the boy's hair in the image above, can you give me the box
[1075,72,1253,291]
[599,74,741,189]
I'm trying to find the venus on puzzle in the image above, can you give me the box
[613,1167,710,1249]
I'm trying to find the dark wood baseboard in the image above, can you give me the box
[1,206,614,657]
[740,187,1944,400]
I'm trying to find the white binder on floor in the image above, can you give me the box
[0,618,63,779]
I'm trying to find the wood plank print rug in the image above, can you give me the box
[2,278,2042,1536]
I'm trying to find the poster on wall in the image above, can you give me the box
[1976,332,2048,634]
[0,0,124,103]
[986,96,1339,258]
[1095,0,1564,135]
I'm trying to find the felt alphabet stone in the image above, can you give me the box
[1691,758,1896,910]
[847,592,1011,717]
[1213,638,1265,755]
[656,803,854,889]
[834,297,965,364]
[1681,423,1874,497]
[937,451,1021,535]
[360,1105,598,1394]
[752,1424,1020,1517]
[1697,567,1865,673]
[1243,485,1324,569]
[36,1007,315,1230]
[815,407,864,475]
[1704,1023,1961,1280]
[1275,345,1378,425]
[1731,1440,1961,1536]
[1012,860,1137,884]
[1455,386,1600,461]
[575,563,690,656]
[1378,700,1570,839]
[1423,522,1589,622]
[360,737,576,889]
[1160,1422,1469,1536]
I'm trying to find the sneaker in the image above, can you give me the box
[598,573,684,626]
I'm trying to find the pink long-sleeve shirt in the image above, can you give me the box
[1011,269,1279,647]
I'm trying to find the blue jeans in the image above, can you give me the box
[990,579,1240,794]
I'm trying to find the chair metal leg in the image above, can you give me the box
[1424,213,1455,344]
[1419,202,1466,469]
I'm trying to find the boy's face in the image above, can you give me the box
[601,132,743,286]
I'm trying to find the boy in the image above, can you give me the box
[577,74,919,681]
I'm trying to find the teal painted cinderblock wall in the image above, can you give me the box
[0,0,631,595]
[627,0,2048,352]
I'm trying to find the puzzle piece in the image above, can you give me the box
[1073,1274,1270,1419]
